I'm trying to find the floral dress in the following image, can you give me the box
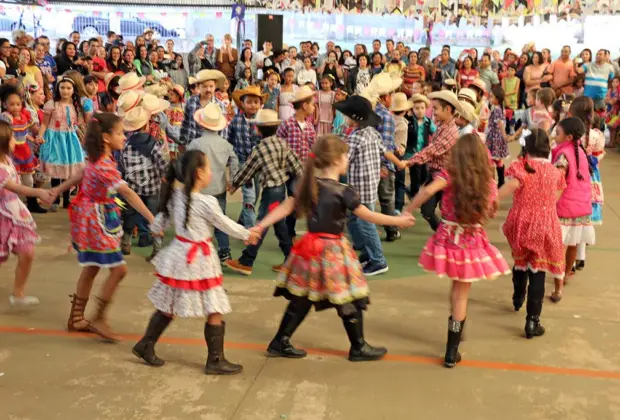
[502,158,566,278]
[148,189,250,317]
[0,110,36,174]
[0,161,38,263]
[70,157,125,267]
[585,129,605,225]
[485,105,508,161]
[354,68,371,95]
[165,104,184,154]
[418,170,511,282]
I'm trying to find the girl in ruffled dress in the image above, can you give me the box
[499,129,565,339]
[485,86,509,187]
[133,150,255,375]
[316,75,336,136]
[278,68,298,122]
[404,133,510,368]
[252,135,414,362]
[0,120,53,306]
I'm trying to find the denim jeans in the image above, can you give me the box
[285,177,297,238]
[421,171,442,231]
[238,158,260,228]
[123,194,159,237]
[378,171,397,235]
[239,185,292,267]
[347,202,387,267]
[212,192,230,256]
[395,164,428,212]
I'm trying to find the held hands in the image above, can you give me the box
[245,226,264,245]
[38,188,56,206]
[395,212,416,228]
[395,160,408,171]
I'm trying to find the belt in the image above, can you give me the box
[441,219,481,245]
[176,235,212,264]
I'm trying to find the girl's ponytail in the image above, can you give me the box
[574,139,584,181]
[558,117,586,181]
[295,152,318,218]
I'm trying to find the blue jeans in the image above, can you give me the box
[347,202,386,266]
[285,177,297,238]
[238,168,260,228]
[123,194,159,237]
[212,192,230,256]
[239,185,292,267]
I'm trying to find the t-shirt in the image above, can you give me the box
[92,57,108,93]
[549,58,576,94]
[583,62,614,100]
[479,67,499,92]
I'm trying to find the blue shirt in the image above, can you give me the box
[226,111,261,162]
[583,62,614,100]
[180,95,228,144]
[374,102,395,172]
[263,85,280,111]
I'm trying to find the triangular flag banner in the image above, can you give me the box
[493,0,500,6]
[506,0,514,8]
[440,0,448,7]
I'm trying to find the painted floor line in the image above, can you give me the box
[2,325,620,380]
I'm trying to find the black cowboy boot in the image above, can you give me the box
[341,311,387,362]
[444,317,465,368]
[204,322,243,375]
[512,268,528,311]
[525,271,545,339]
[267,300,312,358]
[133,310,173,367]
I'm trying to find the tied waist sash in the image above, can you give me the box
[176,235,212,264]
[291,232,343,260]
[441,219,482,245]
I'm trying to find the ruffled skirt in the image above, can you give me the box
[560,216,596,247]
[0,213,39,263]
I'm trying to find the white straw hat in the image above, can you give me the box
[141,93,170,115]
[193,103,228,132]
[390,92,413,112]
[117,90,144,117]
[118,72,146,93]
[255,109,281,126]
[123,106,151,132]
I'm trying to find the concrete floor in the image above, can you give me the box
[2,144,620,420]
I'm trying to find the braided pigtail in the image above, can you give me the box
[573,139,584,181]
[177,150,208,230]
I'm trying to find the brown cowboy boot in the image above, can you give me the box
[89,296,119,342]
[67,294,92,332]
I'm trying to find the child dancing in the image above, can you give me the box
[252,135,414,362]
[499,129,565,338]
[52,113,156,341]
[133,150,256,375]
[404,133,510,368]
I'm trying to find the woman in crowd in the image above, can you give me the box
[120,49,137,74]
[106,46,123,75]
[347,53,371,96]
[318,51,343,87]
[524,52,550,97]
[168,53,189,89]
[456,56,478,89]
[235,47,256,83]
[133,45,153,79]
[516,53,530,109]
[56,41,85,76]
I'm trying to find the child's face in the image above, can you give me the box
[103,121,126,151]
[613,79,620,89]
[285,72,294,84]
[490,92,498,105]
[195,160,212,189]
[423,85,432,95]
[243,96,261,116]
[32,88,45,106]
[85,60,93,73]
[268,74,278,88]
[413,102,427,119]
[412,82,422,95]
[554,125,569,144]
[320,78,331,90]
[169,90,181,103]
[59,82,74,100]
[190,85,199,96]
[223,79,230,91]
[85,81,98,96]
[4,94,22,116]
[432,100,452,123]
[508,67,516,77]
[455,116,466,127]
[335,91,346,102]
[244,69,252,80]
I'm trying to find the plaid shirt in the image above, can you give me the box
[232,135,302,190]
[276,116,316,163]
[120,133,170,196]
[346,126,385,204]
[375,102,396,172]
[180,95,228,145]
[227,111,262,162]
[409,119,458,172]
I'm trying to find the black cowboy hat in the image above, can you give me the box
[333,95,380,127]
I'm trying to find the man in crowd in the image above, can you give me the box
[204,34,218,69]
[243,39,253,51]
[69,31,80,47]
[88,38,108,93]
[433,48,456,83]
[549,45,576,95]
[317,41,335,68]
[478,53,500,92]
[385,39,395,62]
[105,31,117,52]
[575,48,615,111]
[35,35,57,79]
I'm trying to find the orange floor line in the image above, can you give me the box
[2,325,620,380]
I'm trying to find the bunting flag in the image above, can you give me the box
[506,0,514,8]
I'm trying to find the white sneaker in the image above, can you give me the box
[10,295,40,306]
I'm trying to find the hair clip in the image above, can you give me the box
[309,152,316,159]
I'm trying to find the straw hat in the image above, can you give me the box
[333,95,381,127]
[193,103,227,132]
[457,88,478,105]
[470,79,488,95]
[457,101,479,124]
[123,107,151,132]
[117,90,144,117]
[255,109,281,126]
[171,84,185,100]
[390,92,413,112]
[104,72,116,88]
[370,72,402,96]
[443,79,457,87]
[118,72,146,93]
[427,90,462,114]
[409,93,430,107]
[195,69,226,89]
[188,76,197,86]
[289,85,315,104]
[232,85,269,109]
[142,93,170,115]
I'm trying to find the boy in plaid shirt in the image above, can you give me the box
[120,107,170,259]
[226,110,303,277]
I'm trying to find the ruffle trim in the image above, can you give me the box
[156,274,223,291]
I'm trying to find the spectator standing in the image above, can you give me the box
[217,34,238,90]
[576,49,615,111]
[478,53,500,92]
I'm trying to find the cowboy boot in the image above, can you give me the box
[444,317,465,368]
[121,233,132,256]
[525,271,546,339]
[512,268,528,311]
[145,237,163,263]
[204,322,243,375]
[341,311,387,362]
[89,296,119,342]
[67,294,91,332]
[133,310,173,367]
[267,300,312,358]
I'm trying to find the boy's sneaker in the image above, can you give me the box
[219,251,232,265]
[10,295,40,307]
[225,259,253,276]
[363,262,389,277]
[385,231,401,242]
[575,260,585,271]
[358,254,370,268]
[121,233,132,255]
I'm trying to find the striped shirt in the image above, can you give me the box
[583,63,614,100]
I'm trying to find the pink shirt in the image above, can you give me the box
[549,58,576,94]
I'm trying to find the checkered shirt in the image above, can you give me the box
[346,126,385,204]
[408,119,458,172]
[120,136,170,196]
[227,111,262,163]
[232,135,302,190]
[375,102,396,172]
[180,95,228,145]
[276,116,316,162]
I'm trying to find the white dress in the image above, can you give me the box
[279,85,298,122]
[148,189,250,317]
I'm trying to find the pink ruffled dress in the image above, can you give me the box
[418,170,510,282]
[0,161,39,263]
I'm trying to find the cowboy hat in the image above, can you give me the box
[457,88,478,105]
[118,72,146,93]
[104,72,116,88]
[195,69,226,89]
[142,93,170,115]
[469,79,487,95]
[289,85,315,104]
[443,78,457,87]
[170,84,185,102]
[428,90,462,114]
[457,101,479,124]
[193,103,227,132]
[188,76,198,86]
[370,72,402,96]
[117,90,145,117]
[409,93,430,107]
[390,92,413,113]
[232,85,269,109]
[333,95,381,127]
[255,109,281,126]
[123,106,151,132]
